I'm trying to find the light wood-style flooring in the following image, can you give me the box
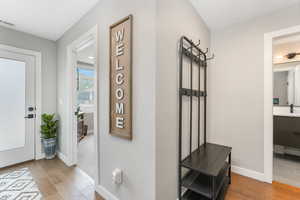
[0,158,104,200]
[226,173,300,200]
[1,158,300,200]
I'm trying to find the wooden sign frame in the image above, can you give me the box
[109,15,133,140]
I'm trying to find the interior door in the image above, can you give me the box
[0,49,36,168]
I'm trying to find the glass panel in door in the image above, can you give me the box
[0,58,26,152]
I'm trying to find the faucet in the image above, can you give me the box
[290,104,294,113]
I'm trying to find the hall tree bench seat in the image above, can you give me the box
[181,143,232,200]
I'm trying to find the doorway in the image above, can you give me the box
[272,33,300,187]
[264,25,300,184]
[66,26,99,184]
[76,41,96,178]
[0,45,42,168]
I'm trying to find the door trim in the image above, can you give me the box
[264,25,300,183]
[66,25,100,185]
[0,44,42,160]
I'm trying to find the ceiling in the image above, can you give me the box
[1,0,299,40]
[0,0,100,41]
[190,0,300,30]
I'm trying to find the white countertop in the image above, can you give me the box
[273,106,300,117]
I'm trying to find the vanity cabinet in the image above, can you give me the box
[274,116,300,149]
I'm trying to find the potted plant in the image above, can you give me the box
[41,113,58,159]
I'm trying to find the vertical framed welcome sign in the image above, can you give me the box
[109,15,133,140]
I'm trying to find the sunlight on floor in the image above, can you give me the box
[78,134,96,179]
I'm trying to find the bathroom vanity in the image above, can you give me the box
[274,114,300,149]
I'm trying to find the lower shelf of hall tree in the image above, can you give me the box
[182,162,230,199]
[182,177,230,200]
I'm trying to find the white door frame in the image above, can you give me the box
[264,25,300,183]
[0,44,42,160]
[66,25,100,185]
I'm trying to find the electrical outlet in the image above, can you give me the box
[112,168,123,184]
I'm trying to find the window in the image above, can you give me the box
[77,67,95,105]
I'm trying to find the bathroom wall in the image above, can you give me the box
[273,71,288,105]
[273,40,300,64]
[294,66,300,105]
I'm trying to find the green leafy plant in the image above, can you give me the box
[41,114,58,139]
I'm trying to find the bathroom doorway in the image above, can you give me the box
[272,33,300,187]
[264,25,300,186]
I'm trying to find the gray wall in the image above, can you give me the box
[208,5,300,173]
[155,0,210,199]
[56,0,156,199]
[0,26,57,114]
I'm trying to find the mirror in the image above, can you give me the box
[273,65,300,106]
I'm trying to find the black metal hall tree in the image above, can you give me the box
[178,36,232,200]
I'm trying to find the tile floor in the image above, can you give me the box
[273,153,300,188]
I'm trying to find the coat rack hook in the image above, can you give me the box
[207,53,215,60]
[187,40,193,50]
[203,48,209,54]
[195,40,201,47]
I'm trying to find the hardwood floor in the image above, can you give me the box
[0,158,104,200]
[1,158,300,200]
[226,173,300,200]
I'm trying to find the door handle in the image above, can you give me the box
[24,114,35,119]
[28,107,36,111]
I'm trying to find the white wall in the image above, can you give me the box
[56,0,156,199]
[155,0,210,199]
[0,26,57,114]
[209,5,300,173]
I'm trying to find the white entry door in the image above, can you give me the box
[0,49,36,168]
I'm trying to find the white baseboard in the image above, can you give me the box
[232,165,266,183]
[35,152,45,160]
[57,152,72,167]
[95,185,119,200]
